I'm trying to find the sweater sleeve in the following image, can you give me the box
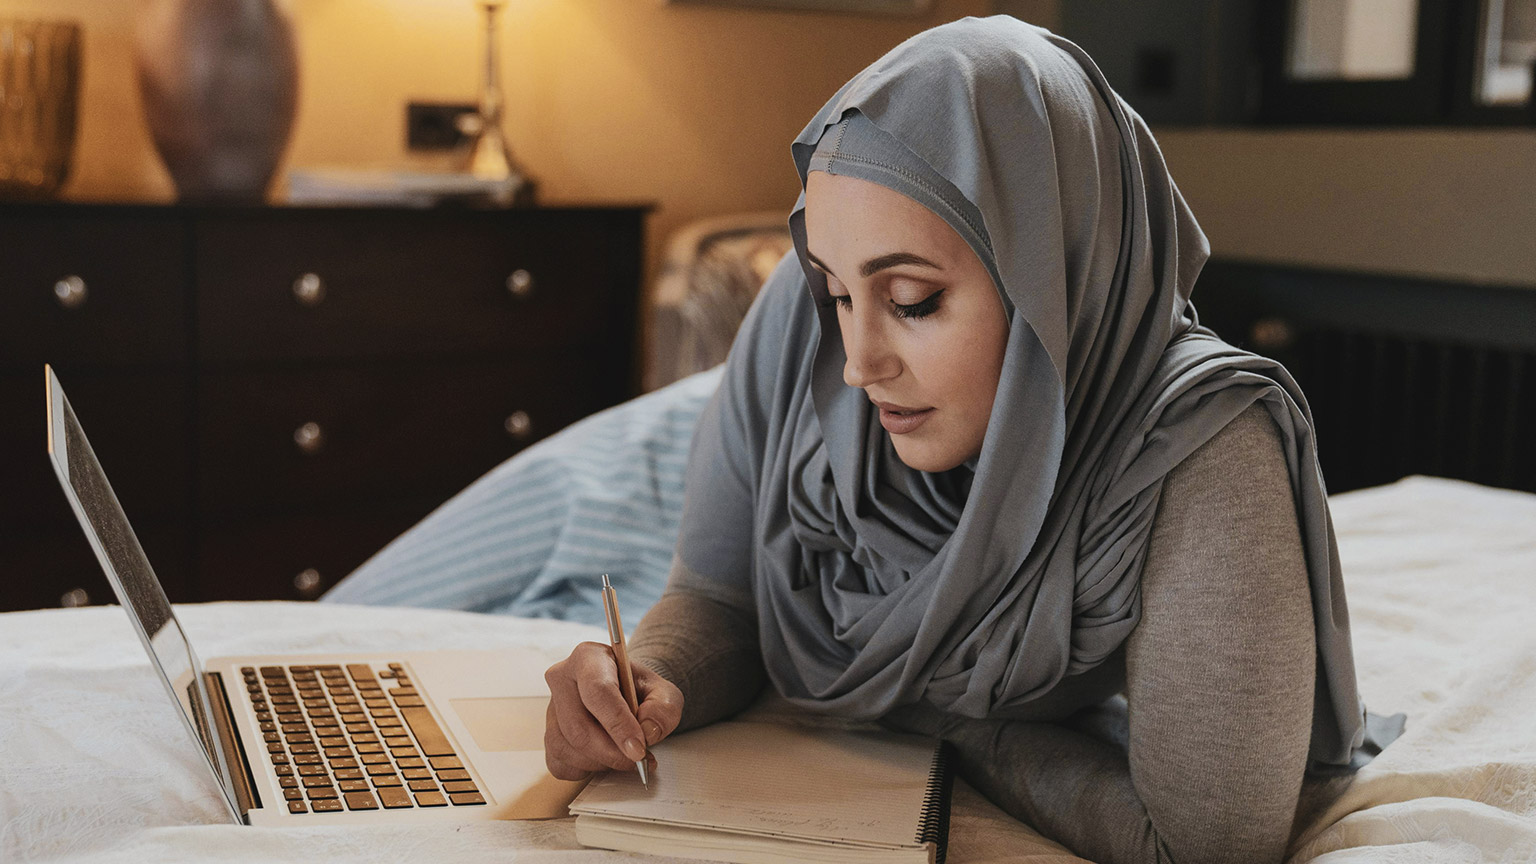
[889,402,1322,864]
[628,556,767,733]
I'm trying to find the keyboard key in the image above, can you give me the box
[298,764,327,776]
[344,790,379,811]
[331,758,358,769]
[345,724,372,735]
[449,792,486,806]
[270,754,289,766]
[267,743,285,754]
[306,786,339,800]
[280,776,298,788]
[361,753,391,765]
[356,743,384,754]
[312,798,343,812]
[347,664,375,682]
[363,699,391,710]
[377,787,413,809]
[339,779,370,792]
[366,764,397,776]
[428,757,462,771]
[395,758,424,769]
[286,733,314,745]
[393,697,425,708]
[256,711,272,722]
[263,732,280,743]
[324,747,351,759]
[302,775,334,788]
[288,800,307,814]
[372,775,402,787]
[241,666,256,675]
[389,687,418,698]
[375,717,403,728]
[390,748,418,760]
[442,781,478,794]
[290,744,317,755]
[274,764,294,777]
[260,666,285,678]
[414,791,447,808]
[352,733,379,744]
[294,754,322,765]
[334,768,364,780]
[408,779,437,792]
[400,709,455,757]
[284,788,303,801]
[401,768,431,780]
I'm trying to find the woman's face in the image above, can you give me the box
[804,170,1009,472]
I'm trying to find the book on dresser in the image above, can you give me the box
[569,721,955,864]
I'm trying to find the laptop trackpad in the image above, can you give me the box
[450,696,547,752]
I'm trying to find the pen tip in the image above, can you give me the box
[601,573,612,589]
[636,760,650,788]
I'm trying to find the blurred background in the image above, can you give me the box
[2,0,1533,611]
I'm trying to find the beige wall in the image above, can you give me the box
[1157,127,1536,289]
[3,0,991,285]
[8,0,1534,289]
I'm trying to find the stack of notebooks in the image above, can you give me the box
[569,721,954,864]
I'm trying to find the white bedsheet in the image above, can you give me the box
[1,475,1533,863]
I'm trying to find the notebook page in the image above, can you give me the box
[570,721,937,848]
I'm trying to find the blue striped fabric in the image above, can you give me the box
[321,367,723,631]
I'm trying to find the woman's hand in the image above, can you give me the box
[544,641,684,780]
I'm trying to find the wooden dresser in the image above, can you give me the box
[0,202,646,612]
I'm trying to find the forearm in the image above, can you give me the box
[629,586,766,732]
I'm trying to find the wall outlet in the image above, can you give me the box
[406,102,478,151]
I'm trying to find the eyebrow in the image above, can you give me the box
[805,250,944,279]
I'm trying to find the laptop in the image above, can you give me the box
[43,364,587,826]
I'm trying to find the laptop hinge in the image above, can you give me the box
[205,671,259,817]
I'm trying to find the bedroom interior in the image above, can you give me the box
[1,0,1533,862]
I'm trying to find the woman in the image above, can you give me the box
[543,16,1401,864]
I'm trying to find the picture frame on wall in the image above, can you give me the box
[667,0,934,14]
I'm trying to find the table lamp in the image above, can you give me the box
[459,0,535,205]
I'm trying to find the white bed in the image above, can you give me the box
[2,475,1533,863]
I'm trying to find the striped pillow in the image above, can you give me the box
[322,366,723,630]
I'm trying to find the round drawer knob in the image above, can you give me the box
[292,273,326,306]
[1249,317,1296,351]
[293,568,323,599]
[504,410,534,441]
[53,275,88,309]
[60,587,90,608]
[506,269,534,299]
[293,421,325,455]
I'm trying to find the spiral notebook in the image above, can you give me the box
[569,720,953,864]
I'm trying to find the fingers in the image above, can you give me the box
[576,658,649,764]
[543,642,651,775]
[632,663,684,746]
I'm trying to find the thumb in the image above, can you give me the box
[633,664,684,746]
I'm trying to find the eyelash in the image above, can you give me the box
[820,289,945,320]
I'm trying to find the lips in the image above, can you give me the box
[871,399,934,435]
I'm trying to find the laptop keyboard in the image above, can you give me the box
[242,662,487,815]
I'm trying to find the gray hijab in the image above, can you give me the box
[676,15,1389,771]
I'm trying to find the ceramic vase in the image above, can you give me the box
[136,0,299,202]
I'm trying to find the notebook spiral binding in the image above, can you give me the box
[915,740,956,864]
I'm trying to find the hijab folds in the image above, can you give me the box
[674,15,1396,771]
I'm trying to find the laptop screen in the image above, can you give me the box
[45,366,243,822]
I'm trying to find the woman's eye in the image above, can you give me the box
[820,294,853,311]
[893,289,944,320]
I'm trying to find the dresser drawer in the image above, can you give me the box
[195,506,425,602]
[0,212,190,370]
[0,370,191,532]
[194,209,628,363]
[195,355,609,518]
[0,524,190,613]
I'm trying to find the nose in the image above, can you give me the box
[841,308,901,389]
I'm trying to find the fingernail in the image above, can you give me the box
[624,737,645,761]
[641,720,662,745]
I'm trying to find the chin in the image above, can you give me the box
[891,439,968,473]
